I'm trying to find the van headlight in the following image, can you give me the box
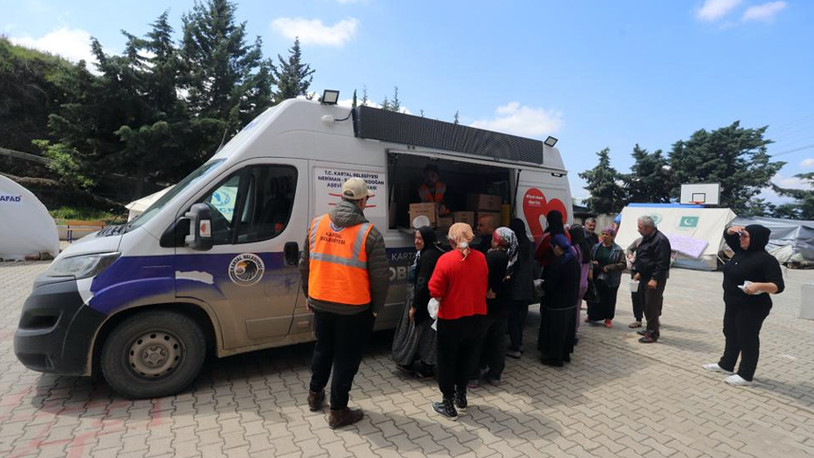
[46,252,121,279]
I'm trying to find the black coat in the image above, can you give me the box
[721,229,784,310]
[543,255,581,310]
[412,247,443,324]
[633,229,672,282]
[486,250,511,316]
[508,240,535,302]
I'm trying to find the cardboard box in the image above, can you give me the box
[452,211,475,227]
[467,193,502,211]
[476,211,501,228]
[409,202,437,228]
[436,217,453,229]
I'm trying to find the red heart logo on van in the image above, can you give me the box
[522,188,568,241]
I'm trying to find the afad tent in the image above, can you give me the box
[616,204,737,271]
[0,175,60,260]
[731,216,814,267]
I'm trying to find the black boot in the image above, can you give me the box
[432,397,458,420]
[307,390,325,412]
[454,390,467,412]
[328,407,364,429]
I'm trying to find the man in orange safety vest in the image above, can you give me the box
[418,163,451,216]
[300,177,389,429]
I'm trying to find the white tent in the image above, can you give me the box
[616,205,737,271]
[125,186,173,221]
[0,175,60,260]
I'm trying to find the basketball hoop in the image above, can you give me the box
[689,201,704,205]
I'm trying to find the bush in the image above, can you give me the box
[50,206,126,225]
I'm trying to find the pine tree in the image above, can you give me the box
[453,110,459,125]
[390,86,400,112]
[352,89,357,109]
[180,0,270,131]
[578,148,625,213]
[668,121,784,215]
[361,85,369,106]
[773,172,814,219]
[621,144,673,204]
[271,37,315,103]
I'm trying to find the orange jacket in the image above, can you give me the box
[307,214,374,305]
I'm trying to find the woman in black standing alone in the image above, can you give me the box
[702,224,784,386]
[392,226,444,378]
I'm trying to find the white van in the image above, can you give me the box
[14,98,572,398]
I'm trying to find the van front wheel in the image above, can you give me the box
[101,311,206,398]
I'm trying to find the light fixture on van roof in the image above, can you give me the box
[321,90,340,105]
[544,136,558,147]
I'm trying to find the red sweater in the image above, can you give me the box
[428,249,488,320]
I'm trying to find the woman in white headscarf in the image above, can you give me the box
[469,227,518,387]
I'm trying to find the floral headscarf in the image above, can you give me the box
[492,227,518,271]
[448,222,475,260]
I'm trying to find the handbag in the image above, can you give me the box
[584,279,600,303]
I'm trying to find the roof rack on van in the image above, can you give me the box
[352,105,545,166]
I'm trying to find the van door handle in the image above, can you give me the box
[284,242,299,266]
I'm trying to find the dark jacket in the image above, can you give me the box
[299,200,390,315]
[591,242,626,288]
[633,229,671,282]
[412,246,443,324]
[509,240,535,302]
[542,254,581,310]
[486,249,511,316]
[722,226,784,309]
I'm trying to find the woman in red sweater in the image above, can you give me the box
[428,223,488,420]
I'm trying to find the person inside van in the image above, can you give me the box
[475,213,497,254]
[418,164,451,216]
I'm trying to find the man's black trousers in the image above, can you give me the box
[310,310,375,410]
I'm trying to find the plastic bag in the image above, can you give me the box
[428,298,440,331]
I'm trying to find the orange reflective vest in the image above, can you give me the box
[418,182,446,203]
[307,215,374,305]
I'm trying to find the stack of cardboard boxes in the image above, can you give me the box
[466,194,502,228]
[408,193,502,230]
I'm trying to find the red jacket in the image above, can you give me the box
[428,249,488,320]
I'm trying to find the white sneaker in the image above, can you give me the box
[724,374,753,386]
[702,363,733,374]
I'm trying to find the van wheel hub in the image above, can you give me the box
[129,332,181,377]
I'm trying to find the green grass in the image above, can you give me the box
[49,206,127,225]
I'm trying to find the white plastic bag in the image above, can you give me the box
[428,298,440,331]
[428,298,440,319]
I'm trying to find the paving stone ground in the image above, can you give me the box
[1,261,813,457]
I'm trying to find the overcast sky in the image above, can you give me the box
[3,0,812,204]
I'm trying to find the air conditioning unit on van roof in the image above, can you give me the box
[352,105,545,166]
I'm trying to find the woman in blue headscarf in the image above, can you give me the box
[537,234,581,367]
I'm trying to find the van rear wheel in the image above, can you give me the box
[101,311,206,399]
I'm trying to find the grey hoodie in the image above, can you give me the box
[299,199,390,315]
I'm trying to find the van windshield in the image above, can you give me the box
[127,159,225,232]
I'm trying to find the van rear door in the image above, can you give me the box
[174,159,308,349]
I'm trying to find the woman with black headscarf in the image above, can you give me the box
[537,234,581,367]
[392,225,444,378]
[534,210,568,268]
[702,224,784,386]
[507,218,537,358]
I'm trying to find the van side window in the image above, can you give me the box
[198,165,297,245]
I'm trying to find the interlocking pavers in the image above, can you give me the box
[2,262,814,456]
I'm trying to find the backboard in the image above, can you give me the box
[680,183,720,205]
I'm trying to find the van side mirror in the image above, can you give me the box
[184,203,213,251]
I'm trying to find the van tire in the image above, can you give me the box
[100,311,206,399]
